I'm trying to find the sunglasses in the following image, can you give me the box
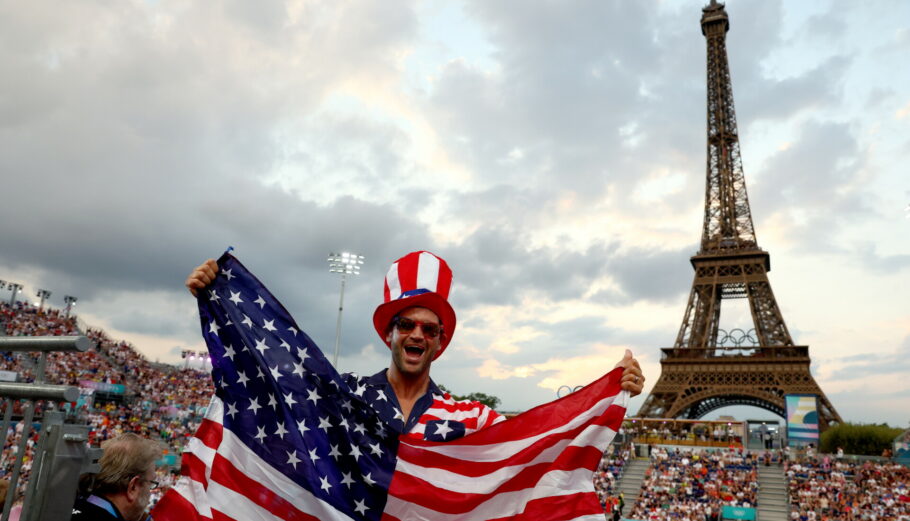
[393,316,443,339]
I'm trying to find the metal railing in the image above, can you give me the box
[0,335,101,521]
[660,345,810,360]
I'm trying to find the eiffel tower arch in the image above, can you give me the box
[636,1,842,430]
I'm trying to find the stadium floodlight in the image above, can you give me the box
[7,283,22,306]
[63,295,78,318]
[327,252,365,369]
[181,349,198,369]
[36,289,52,311]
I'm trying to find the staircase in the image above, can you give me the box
[757,465,789,521]
[616,458,650,512]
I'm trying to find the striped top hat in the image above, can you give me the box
[372,251,456,358]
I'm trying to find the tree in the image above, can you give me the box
[819,422,902,456]
[438,385,502,410]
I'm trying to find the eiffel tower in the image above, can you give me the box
[636,0,842,429]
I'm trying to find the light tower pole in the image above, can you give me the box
[7,283,22,306]
[36,289,52,311]
[63,295,78,318]
[327,252,364,368]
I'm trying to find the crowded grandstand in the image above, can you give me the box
[1,302,908,519]
[1,302,210,511]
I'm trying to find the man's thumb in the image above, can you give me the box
[614,349,633,369]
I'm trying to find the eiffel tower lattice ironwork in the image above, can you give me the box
[636,0,842,429]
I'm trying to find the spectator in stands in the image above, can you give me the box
[629,447,758,521]
[787,456,909,521]
[594,446,630,512]
[0,479,20,521]
[71,433,162,521]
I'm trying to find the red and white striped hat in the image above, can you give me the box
[372,251,456,358]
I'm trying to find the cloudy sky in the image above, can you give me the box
[1,0,908,426]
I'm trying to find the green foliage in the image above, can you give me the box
[819,422,903,456]
[438,385,502,410]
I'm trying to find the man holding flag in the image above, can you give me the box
[153,250,644,520]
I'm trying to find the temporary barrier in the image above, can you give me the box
[0,335,101,521]
[721,506,757,521]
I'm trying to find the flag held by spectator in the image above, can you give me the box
[152,253,628,521]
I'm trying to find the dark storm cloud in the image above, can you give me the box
[720,1,846,122]
[507,316,618,360]
[509,315,677,363]
[423,0,851,237]
[738,56,849,122]
[107,307,196,338]
[448,229,613,307]
[596,246,696,304]
[752,120,862,212]
[0,0,425,349]
[422,1,686,205]
[406,187,694,320]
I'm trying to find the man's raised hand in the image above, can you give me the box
[185,259,219,297]
[614,349,645,397]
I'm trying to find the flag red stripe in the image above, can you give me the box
[404,368,623,449]
[210,453,321,521]
[396,260,417,297]
[180,452,209,489]
[390,446,603,513]
[152,488,212,521]
[196,418,224,449]
[430,398,494,413]
[487,491,603,521]
[397,404,625,477]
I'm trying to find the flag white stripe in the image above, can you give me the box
[186,437,217,468]
[400,391,627,461]
[423,405,497,423]
[394,424,617,494]
[168,478,213,519]
[415,252,439,291]
[384,468,599,521]
[176,397,352,521]
[386,261,401,298]
[206,481,288,521]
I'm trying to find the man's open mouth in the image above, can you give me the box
[404,346,425,357]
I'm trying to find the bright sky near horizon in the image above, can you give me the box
[1,0,908,426]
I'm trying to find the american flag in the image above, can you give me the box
[152,253,628,521]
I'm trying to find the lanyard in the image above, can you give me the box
[86,495,121,519]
